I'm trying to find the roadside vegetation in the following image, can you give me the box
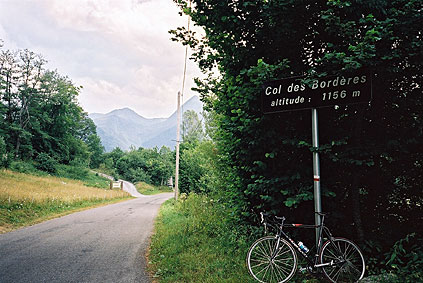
[9,160,111,189]
[149,0,422,282]
[0,169,130,233]
[2,1,422,280]
[0,42,174,234]
[135,182,173,195]
[149,194,255,283]
[98,146,174,186]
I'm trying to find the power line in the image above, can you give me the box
[180,0,191,139]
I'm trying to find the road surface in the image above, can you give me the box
[0,192,173,283]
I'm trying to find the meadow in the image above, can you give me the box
[0,170,131,233]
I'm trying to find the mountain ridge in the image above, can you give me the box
[89,96,203,151]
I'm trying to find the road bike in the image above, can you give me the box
[246,212,365,282]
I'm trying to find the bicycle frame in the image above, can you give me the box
[249,213,366,282]
[267,214,341,270]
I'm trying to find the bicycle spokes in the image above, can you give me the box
[320,238,365,282]
[247,236,297,283]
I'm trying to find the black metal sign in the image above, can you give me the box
[262,73,372,114]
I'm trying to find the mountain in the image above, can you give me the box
[89,96,203,151]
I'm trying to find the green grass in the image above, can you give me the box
[148,193,323,283]
[135,182,173,195]
[148,193,254,282]
[55,164,110,189]
[0,197,129,233]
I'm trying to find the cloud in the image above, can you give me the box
[0,0,203,118]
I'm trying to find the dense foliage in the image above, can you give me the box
[100,146,174,186]
[172,0,422,277]
[178,110,220,195]
[0,44,104,169]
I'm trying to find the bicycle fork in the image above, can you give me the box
[270,236,282,260]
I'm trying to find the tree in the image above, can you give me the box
[179,140,219,195]
[86,134,104,168]
[172,0,423,274]
[14,49,46,158]
[114,147,174,186]
[0,44,104,171]
[182,110,204,143]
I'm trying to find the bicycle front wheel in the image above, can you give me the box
[319,237,365,282]
[246,236,297,283]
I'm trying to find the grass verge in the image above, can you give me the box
[148,193,254,283]
[148,195,422,283]
[148,193,322,283]
[0,169,132,233]
[136,182,173,195]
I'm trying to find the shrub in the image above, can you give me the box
[10,161,40,175]
[35,153,57,174]
[55,164,89,180]
[128,167,151,184]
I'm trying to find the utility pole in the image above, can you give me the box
[174,91,181,200]
[175,0,191,201]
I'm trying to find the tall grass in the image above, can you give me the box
[149,193,321,283]
[0,170,131,233]
[9,160,111,189]
[148,193,255,282]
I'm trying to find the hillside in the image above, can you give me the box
[0,170,130,233]
[89,96,203,151]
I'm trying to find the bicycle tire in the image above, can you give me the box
[319,237,365,282]
[246,236,297,283]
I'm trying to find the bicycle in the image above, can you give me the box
[246,212,365,283]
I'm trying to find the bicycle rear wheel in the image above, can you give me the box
[319,237,365,282]
[246,236,297,283]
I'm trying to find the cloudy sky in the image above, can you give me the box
[0,0,202,118]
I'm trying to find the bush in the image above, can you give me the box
[55,164,89,180]
[128,167,151,184]
[365,233,423,282]
[35,153,57,174]
[10,161,41,175]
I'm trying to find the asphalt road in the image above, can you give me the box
[0,192,173,283]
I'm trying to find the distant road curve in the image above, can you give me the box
[0,192,173,283]
[121,180,145,198]
[95,172,147,198]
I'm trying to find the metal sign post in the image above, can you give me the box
[311,108,322,245]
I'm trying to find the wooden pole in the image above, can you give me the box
[175,91,181,200]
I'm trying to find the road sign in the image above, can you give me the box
[261,72,372,246]
[262,73,372,114]
[110,181,123,190]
